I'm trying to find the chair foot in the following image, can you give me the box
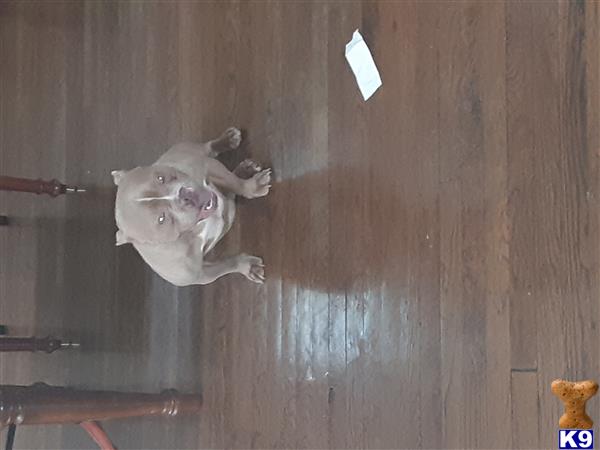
[0,215,8,226]
[0,176,86,196]
[0,336,80,353]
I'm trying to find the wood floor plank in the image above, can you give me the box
[511,371,540,449]
[478,2,512,448]
[438,2,491,447]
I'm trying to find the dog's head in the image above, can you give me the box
[112,165,218,245]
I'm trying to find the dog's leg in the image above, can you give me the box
[157,127,241,164]
[196,254,265,284]
[208,127,242,155]
[205,158,271,198]
[158,142,213,164]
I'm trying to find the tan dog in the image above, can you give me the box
[112,127,271,286]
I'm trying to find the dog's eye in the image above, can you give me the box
[157,175,165,184]
[158,213,166,225]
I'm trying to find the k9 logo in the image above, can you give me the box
[559,430,594,449]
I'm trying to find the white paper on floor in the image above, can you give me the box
[345,29,382,101]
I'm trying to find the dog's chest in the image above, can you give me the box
[197,189,235,253]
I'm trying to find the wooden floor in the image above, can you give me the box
[1,1,599,448]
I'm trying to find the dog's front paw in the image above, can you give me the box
[234,159,262,179]
[242,169,272,199]
[237,254,265,283]
[224,127,242,149]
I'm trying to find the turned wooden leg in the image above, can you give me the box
[0,336,79,353]
[0,384,202,426]
[0,176,85,196]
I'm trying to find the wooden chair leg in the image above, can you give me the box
[4,424,17,450]
[0,216,8,226]
[0,176,85,197]
[0,384,202,426]
[0,336,79,353]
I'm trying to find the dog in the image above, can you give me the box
[111,127,271,286]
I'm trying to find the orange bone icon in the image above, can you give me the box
[551,379,598,429]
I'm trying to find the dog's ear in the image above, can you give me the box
[111,170,126,186]
[115,229,132,246]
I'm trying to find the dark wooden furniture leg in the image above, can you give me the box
[4,424,16,450]
[0,216,8,226]
[0,337,79,353]
[0,176,85,196]
[0,384,202,426]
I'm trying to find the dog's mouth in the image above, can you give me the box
[196,191,218,223]
[177,186,219,225]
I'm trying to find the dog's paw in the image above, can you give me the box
[237,254,265,284]
[234,159,262,178]
[224,127,242,149]
[242,168,272,199]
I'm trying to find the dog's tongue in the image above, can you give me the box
[195,190,213,208]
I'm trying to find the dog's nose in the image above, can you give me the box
[178,187,198,207]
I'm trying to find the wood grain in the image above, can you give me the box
[0,1,598,448]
